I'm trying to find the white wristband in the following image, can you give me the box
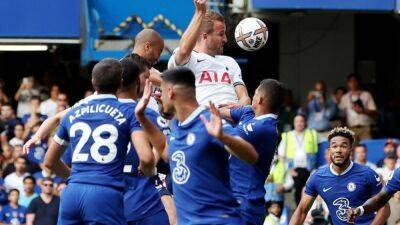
[357,206,365,216]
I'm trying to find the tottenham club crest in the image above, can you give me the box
[347,182,356,192]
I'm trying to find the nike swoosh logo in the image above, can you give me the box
[197,59,206,63]
[323,187,332,192]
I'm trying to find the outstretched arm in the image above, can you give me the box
[289,193,316,225]
[348,190,393,222]
[135,79,169,160]
[43,139,70,179]
[200,102,258,164]
[23,108,69,154]
[172,0,206,66]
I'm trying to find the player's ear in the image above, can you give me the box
[168,86,174,99]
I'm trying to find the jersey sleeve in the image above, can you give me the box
[53,117,70,146]
[129,114,142,134]
[228,58,245,87]
[167,48,197,69]
[384,168,400,195]
[304,171,318,197]
[222,119,238,137]
[230,106,252,123]
[366,168,383,196]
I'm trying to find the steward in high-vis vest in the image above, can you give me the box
[280,128,318,171]
[277,114,319,204]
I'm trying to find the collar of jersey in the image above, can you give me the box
[329,161,354,176]
[85,94,117,101]
[255,113,277,120]
[118,98,136,103]
[179,106,207,127]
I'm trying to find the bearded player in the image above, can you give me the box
[289,127,390,225]
[168,0,250,106]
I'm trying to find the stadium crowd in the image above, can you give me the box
[0,71,399,225]
[0,1,400,225]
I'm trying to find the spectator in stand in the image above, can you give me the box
[263,201,282,225]
[0,189,27,224]
[377,139,398,167]
[0,103,21,143]
[14,76,40,118]
[56,93,69,109]
[333,87,346,105]
[306,81,336,137]
[339,74,378,142]
[9,123,25,148]
[278,113,318,204]
[264,159,293,212]
[376,154,397,183]
[3,137,40,179]
[21,96,47,125]
[40,85,60,118]
[278,89,298,132]
[4,157,30,193]
[0,85,9,106]
[27,177,60,225]
[0,144,14,171]
[354,144,377,171]
[19,176,38,208]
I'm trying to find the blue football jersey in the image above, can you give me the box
[385,168,400,195]
[305,162,382,225]
[54,94,141,190]
[168,106,241,224]
[230,106,278,200]
[120,99,165,221]
[0,205,27,224]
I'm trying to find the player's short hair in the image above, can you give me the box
[23,175,36,184]
[328,127,355,146]
[200,11,225,35]
[162,67,195,89]
[120,57,145,90]
[92,58,122,93]
[8,189,19,196]
[258,79,284,112]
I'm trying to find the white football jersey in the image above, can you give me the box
[168,50,245,105]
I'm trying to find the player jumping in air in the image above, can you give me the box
[168,0,250,106]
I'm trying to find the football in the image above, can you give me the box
[234,17,268,51]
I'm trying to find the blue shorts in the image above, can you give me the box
[58,183,126,225]
[127,209,169,225]
[239,198,266,225]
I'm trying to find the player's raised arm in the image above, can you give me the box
[289,193,316,225]
[173,0,206,66]
[135,79,169,160]
[235,85,251,105]
[23,108,69,154]
[200,102,258,163]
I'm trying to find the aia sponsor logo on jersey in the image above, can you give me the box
[198,71,232,84]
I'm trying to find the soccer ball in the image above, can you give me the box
[234,17,268,51]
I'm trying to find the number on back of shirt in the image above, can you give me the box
[70,122,118,163]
